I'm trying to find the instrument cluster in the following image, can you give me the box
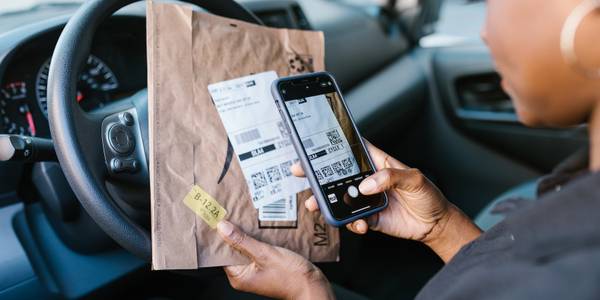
[0,17,147,138]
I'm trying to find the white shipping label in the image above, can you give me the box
[208,71,309,210]
[285,94,360,185]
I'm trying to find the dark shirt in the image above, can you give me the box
[416,149,600,300]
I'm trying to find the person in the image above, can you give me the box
[215,0,600,298]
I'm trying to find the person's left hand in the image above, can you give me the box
[217,220,335,300]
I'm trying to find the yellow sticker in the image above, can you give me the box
[183,185,227,229]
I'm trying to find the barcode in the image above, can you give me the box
[302,138,314,149]
[259,199,287,220]
[235,128,261,144]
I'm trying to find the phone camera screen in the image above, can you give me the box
[280,76,385,220]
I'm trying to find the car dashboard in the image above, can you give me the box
[0,17,147,139]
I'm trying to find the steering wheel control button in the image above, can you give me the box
[347,185,359,198]
[111,158,123,172]
[327,193,338,204]
[108,124,135,154]
[111,158,138,173]
[119,112,134,126]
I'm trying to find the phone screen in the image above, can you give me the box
[278,75,386,220]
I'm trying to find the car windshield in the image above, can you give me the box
[0,0,83,15]
[0,0,84,32]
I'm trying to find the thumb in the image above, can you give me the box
[358,168,425,195]
[217,220,270,263]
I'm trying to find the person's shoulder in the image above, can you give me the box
[417,171,600,300]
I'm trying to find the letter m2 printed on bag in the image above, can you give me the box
[313,221,329,246]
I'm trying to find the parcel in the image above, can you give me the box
[147,1,340,270]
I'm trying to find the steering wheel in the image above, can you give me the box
[47,0,262,261]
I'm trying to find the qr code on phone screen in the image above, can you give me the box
[315,169,324,181]
[321,165,334,178]
[332,161,347,176]
[342,157,354,172]
[326,129,343,145]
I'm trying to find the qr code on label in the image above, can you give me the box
[326,129,343,145]
[321,165,334,178]
[266,166,282,183]
[332,161,347,176]
[277,121,289,138]
[251,171,268,189]
[280,160,293,177]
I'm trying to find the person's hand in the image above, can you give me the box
[217,220,335,300]
[292,141,481,262]
[292,141,450,240]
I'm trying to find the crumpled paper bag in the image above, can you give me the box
[147,1,340,270]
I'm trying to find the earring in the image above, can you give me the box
[560,0,600,79]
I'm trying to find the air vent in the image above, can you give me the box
[455,73,513,113]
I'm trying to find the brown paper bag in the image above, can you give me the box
[148,1,340,270]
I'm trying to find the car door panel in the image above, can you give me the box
[433,45,588,173]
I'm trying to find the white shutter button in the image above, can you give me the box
[347,185,359,198]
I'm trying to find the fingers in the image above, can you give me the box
[359,168,425,195]
[304,196,319,212]
[217,220,270,262]
[290,162,305,177]
[345,219,369,234]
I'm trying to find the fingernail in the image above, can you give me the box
[359,178,377,194]
[217,220,234,237]
[357,222,367,233]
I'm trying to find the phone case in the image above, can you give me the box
[271,72,388,227]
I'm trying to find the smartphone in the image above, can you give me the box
[271,72,388,227]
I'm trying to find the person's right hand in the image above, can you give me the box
[292,141,481,262]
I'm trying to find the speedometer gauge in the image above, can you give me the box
[0,81,36,136]
[36,55,119,117]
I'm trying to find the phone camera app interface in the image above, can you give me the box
[283,82,384,220]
